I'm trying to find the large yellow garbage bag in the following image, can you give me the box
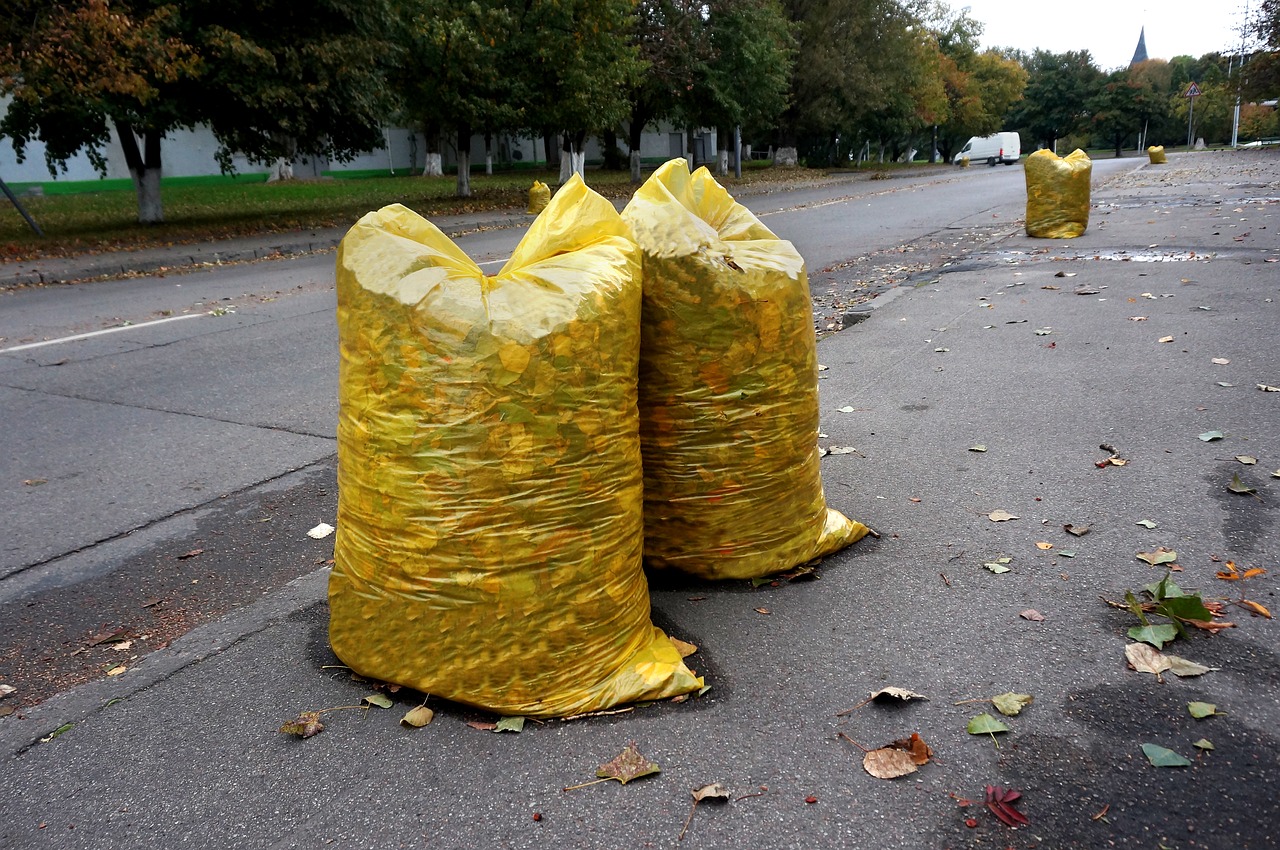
[622,159,869,580]
[329,174,701,716]
[1024,149,1092,238]
[1147,145,1167,164]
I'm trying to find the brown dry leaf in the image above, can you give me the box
[400,705,435,728]
[596,742,661,785]
[1240,599,1273,618]
[176,549,204,560]
[105,665,127,677]
[1166,655,1218,677]
[669,637,699,658]
[1063,523,1091,537]
[863,747,919,780]
[1243,568,1267,579]
[1126,643,1172,676]
[1137,547,1178,566]
[466,720,498,731]
[1216,561,1241,580]
[869,686,928,704]
[988,510,1019,522]
[1035,541,1054,550]
[692,783,731,802]
[754,607,771,615]
[893,732,934,765]
[279,711,325,739]
[1019,609,1046,622]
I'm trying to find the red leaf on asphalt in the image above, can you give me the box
[805,795,818,804]
[466,721,497,731]
[1019,609,1046,622]
[985,785,1029,827]
[177,548,204,560]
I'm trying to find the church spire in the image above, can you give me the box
[1130,26,1149,66]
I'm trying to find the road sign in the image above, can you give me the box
[1184,82,1202,98]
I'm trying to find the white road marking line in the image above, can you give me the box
[1,313,205,353]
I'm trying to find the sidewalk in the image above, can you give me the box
[1,151,1278,849]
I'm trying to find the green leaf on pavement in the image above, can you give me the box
[1198,430,1224,442]
[984,562,1011,573]
[495,716,526,733]
[1128,624,1178,649]
[1142,743,1191,767]
[1157,595,1212,624]
[991,692,1034,716]
[1137,548,1178,566]
[1236,456,1258,465]
[1145,574,1185,599]
[1193,738,1214,750]
[967,713,1010,735]
[362,693,393,709]
[1136,519,1158,529]
[1166,655,1218,677]
[1227,473,1257,495]
[1187,702,1221,719]
[1058,550,1076,558]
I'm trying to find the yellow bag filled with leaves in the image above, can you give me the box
[1024,148,1092,238]
[622,159,869,580]
[526,180,550,214]
[329,174,702,717]
[1147,145,1167,164]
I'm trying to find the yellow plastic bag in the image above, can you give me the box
[1147,145,1167,164]
[622,159,869,580]
[329,174,701,716]
[526,180,550,214]
[1024,149,1092,238]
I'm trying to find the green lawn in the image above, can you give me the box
[0,160,831,260]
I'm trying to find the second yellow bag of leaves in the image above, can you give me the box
[329,175,701,716]
[1024,148,1092,238]
[622,159,869,580]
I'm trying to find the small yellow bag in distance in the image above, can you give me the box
[330,174,701,716]
[622,159,869,580]
[1147,145,1167,164]
[1024,148,1092,238]
[526,180,550,214]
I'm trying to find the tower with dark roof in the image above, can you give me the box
[1130,27,1149,66]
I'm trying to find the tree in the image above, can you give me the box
[1008,49,1103,151]
[1088,70,1144,157]
[0,0,200,223]
[1242,0,1280,103]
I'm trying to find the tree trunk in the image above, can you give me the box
[543,131,559,168]
[716,125,729,176]
[423,125,443,176]
[456,126,472,197]
[774,146,798,167]
[559,132,574,182]
[116,121,164,224]
[629,106,649,182]
[267,135,298,182]
[600,129,624,170]
[686,126,697,167]
[484,131,493,176]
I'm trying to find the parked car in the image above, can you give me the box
[954,132,1021,166]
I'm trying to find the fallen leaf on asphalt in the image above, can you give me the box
[1236,456,1258,465]
[1075,287,1101,295]
[466,720,497,731]
[1125,643,1172,676]
[495,716,525,733]
[1054,271,1076,277]
[985,786,1029,827]
[669,638,698,658]
[692,783,731,803]
[110,640,133,652]
[754,607,771,615]
[805,795,818,804]
[1063,524,1090,537]
[836,406,856,413]
[863,747,919,779]
[988,510,1018,522]
[1218,382,1235,387]
[1158,335,1175,343]
[1136,519,1158,528]
[969,444,988,452]
[827,446,860,455]
[1198,430,1225,442]
[1167,655,1217,677]
[400,705,434,727]
[176,548,203,560]
[105,665,126,676]
[23,478,48,486]
[991,692,1034,716]
[1034,328,1052,336]
[984,562,1011,574]
[1227,474,1257,495]
[362,693,393,709]
[1137,548,1178,566]
[1058,550,1076,558]
[1239,599,1273,618]
[967,713,1010,735]
[0,684,15,698]
[1211,358,1230,365]
[869,686,929,704]
[1128,316,1147,321]
[1035,541,1054,550]
[1258,383,1280,392]
[1128,624,1178,649]
[1020,609,1045,621]
[280,711,324,739]
[1188,702,1221,719]
[307,522,335,539]
[1193,738,1214,750]
[86,628,129,647]
[597,743,660,785]
[1142,743,1191,767]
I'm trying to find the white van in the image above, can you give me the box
[954,132,1021,166]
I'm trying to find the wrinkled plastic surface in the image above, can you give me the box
[526,180,550,214]
[1024,149,1092,238]
[622,159,869,580]
[329,174,701,716]
[1147,145,1167,164]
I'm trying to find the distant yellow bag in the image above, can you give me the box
[1025,149,1092,238]
[622,159,869,580]
[526,180,550,214]
[329,175,701,716]
[1147,145,1167,164]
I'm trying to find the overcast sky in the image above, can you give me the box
[955,0,1253,72]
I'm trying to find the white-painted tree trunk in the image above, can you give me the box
[717,149,729,176]
[456,164,471,197]
[485,154,493,175]
[559,151,585,182]
[132,167,163,224]
[775,146,798,167]
[423,153,443,176]
[267,158,294,182]
[630,150,642,182]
